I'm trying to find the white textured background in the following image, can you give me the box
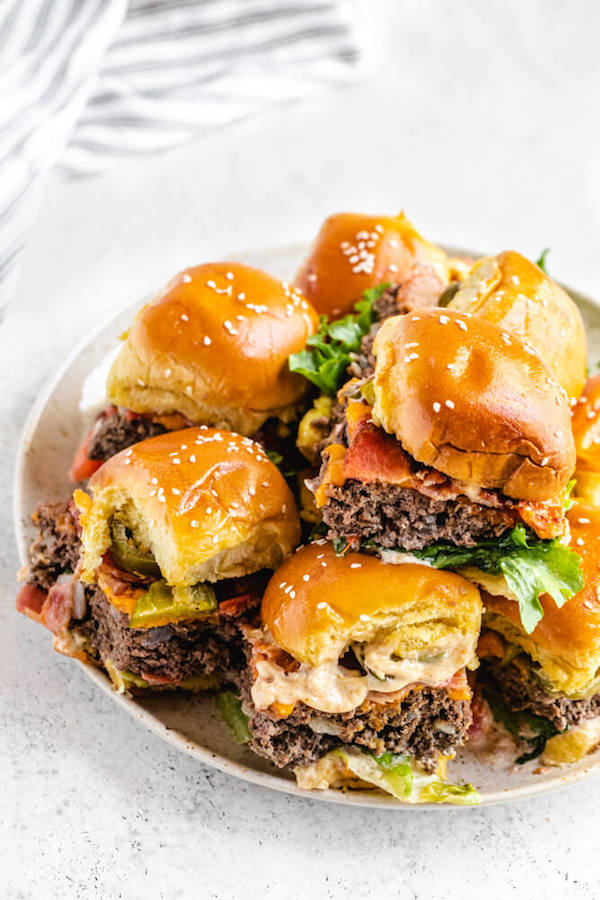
[3,1,600,897]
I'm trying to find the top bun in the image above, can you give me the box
[483,504,600,697]
[75,428,300,586]
[107,263,319,436]
[294,211,463,319]
[372,308,575,501]
[572,375,600,505]
[261,542,481,667]
[448,250,586,400]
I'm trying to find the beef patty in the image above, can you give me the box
[88,408,167,462]
[481,658,600,732]
[321,479,515,551]
[79,588,246,686]
[29,500,81,590]
[241,675,472,771]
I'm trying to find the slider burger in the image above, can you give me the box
[310,308,582,633]
[18,428,300,692]
[571,375,600,505]
[447,250,586,400]
[238,542,480,803]
[478,504,600,766]
[294,211,467,320]
[70,262,319,480]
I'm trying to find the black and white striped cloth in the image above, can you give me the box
[0,0,360,309]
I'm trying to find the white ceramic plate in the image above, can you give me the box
[14,243,600,808]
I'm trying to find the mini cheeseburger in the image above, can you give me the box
[571,375,600,505]
[238,542,480,802]
[447,250,586,401]
[478,504,600,765]
[310,308,582,633]
[70,263,319,479]
[294,211,467,320]
[18,428,300,692]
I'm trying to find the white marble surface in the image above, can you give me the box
[3,1,600,896]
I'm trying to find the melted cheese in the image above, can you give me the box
[250,631,474,715]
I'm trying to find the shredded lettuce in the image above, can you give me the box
[409,526,583,634]
[483,683,560,764]
[297,747,479,805]
[288,284,389,395]
[216,691,252,744]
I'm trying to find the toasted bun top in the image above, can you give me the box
[261,542,481,666]
[572,375,600,472]
[483,504,600,697]
[75,428,300,586]
[294,211,458,319]
[372,308,575,501]
[448,250,586,399]
[107,263,319,434]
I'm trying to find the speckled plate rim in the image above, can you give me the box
[13,243,600,810]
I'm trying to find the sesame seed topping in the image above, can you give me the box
[180,313,189,322]
[359,614,369,622]
[456,320,468,331]
[191,520,199,528]
[439,315,449,324]
[433,402,441,413]
[181,274,192,283]
[189,454,196,463]
[165,368,172,377]
[172,488,180,495]
[350,563,362,569]
[303,574,310,582]
[576,537,585,546]
[203,336,212,346]
[540,457,549,466]
[578,517,591,524]
[151,477,158,485]
[316,602,327,610]
[172,458,181,465]
[206,507,212,514]
[445,399,455,409]
[389,263,398,273]
[226,271,234,280]
[237,292,246,301]
[207,280,216,289]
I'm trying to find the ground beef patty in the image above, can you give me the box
[481,659,600,732]
[321,479,515,551]
[88,408,167,461]
[242,680,472,771]
[29,500,81,590]
[81,588,245,685]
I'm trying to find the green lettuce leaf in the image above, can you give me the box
[216,691,252,744]
[306,748,480,805]
[483,683,560,764]
[288,284,390,396]
[535,248,550,273]
[410,526,583,634]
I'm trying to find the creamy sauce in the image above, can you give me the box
[250,631,474,715]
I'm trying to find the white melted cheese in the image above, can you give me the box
[250,632,474,715]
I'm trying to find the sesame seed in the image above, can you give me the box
[374,224,384,233]
[316,553,325,559]
[445,399,455,409]
[226,271,234,280]
[316,602,327,610]
[279,582,287,589]
[203,336,212,346]
[389,263,398,273]
[191,520,199,528]
[172,488,180,495]
[238,292,246,301]
[576,537,585,546]
[165,368,172,377]
[180,444,187,450]
[456,320,468,331]
[248,486,256,496]
[540,457,549,466]
[578,517,591,524]
[321,562,327,568]
[137,378,145,387]
[511,275,520,285]
[151,477,158,485]
[180,314,189,322]
[181,274,192,283]
[350,563,362,569]
[207,280,216,289]
[359,614,369,622]
[303,574,310,582]
[212,534,219,543]
[172,458,181,465]
[433,402,441,412]
[206,507,212,514]
[554,430,563,438]
[189,454,196,463]
[439,315,449,324]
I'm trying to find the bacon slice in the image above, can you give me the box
[218,592,261,619]
[343,421,415,486]
[16,583,47,621]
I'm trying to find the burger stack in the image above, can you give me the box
[17,211,600,804]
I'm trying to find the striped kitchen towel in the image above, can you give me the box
[0,0,360,310]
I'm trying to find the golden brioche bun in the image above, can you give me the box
[107,263,319,435]
[483,504,600,698]
[261,542,481,667]
[372,308,575,501]
[294,211,464,319]
[448,250,586,400]
[572,375,600,505]
[74,428,300,586]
